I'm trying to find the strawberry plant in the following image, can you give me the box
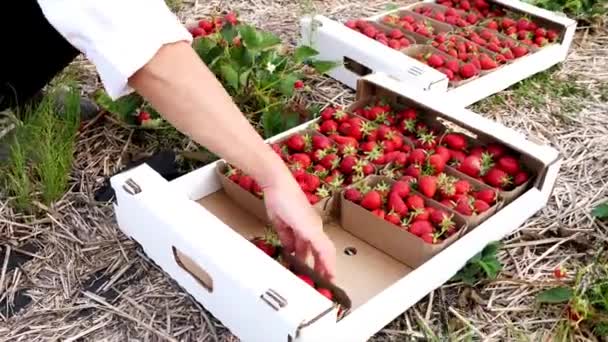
[451,241,502,285]
[95,12,338,139]
[522,0,607,25]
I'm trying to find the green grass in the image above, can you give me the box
[472,67,590,122]
[1,86,80,211]
[522,0,607,25]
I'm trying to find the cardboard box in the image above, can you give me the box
[299,0,577,107]
[109,74,561,341]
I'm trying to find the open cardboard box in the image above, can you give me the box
[299,0,577,108]
[109,74,562,341]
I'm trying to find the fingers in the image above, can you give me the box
[311,236,337,282]
[295,239,310,262]
[274,222,295,253]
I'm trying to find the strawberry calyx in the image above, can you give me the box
[479,152,495,176]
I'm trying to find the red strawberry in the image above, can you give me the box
[546,30,558,42]
[450,150,466,166]
[251,181,264,198]
[440,199,455,208]
[486,143,506,158]
[511,45,529,58]
[409,220,434,237]
[484,167,513,189]
[459,63,477,79]
[435,146,451,163]
[286,134,306,152]
[320,120,338,135]
[317,288,334,300]
[502,17,516,29]
[405,164,421,178]
[514,171,530,186]
[198,20,214,31]
[421,233,435,244]
[474,189,497,205]
[553,266,566,279]
[455,197,474,216]
[345,188,362,203]
[479,54,497,70]
[430,209,450,226]
[361,190,382,210]
[238,175,254,191]
[427,54,445,67]
[190,27,206,37]
[409,148,427,165]
[428,154,447,174]
[406,194,425,210]
[391,181,411,198]
[394,152,409,166]
[291,153,312,169]
[486,20,499,30]
[387,192,408,216]
[459,155,482,177]
[251,237,276,257]
[497,155,520,175]
[412,207,431,222]
[372,209,386,219]
[445,59,460,73]
[443,133,468,150]
[297,274,315,287]
[312,135,332,150]
[418,175,438,198]
[340,155,358,174]
[454,180,471,194]
[306,192,320,204]
[474,199,490,213]
[320,154,340,170]
[385,212,402,225]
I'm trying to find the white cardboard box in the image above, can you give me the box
[110,73,562,342]
[299,0,577,108]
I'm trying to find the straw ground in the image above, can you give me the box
[1,1,607,341]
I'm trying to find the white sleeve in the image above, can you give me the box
[37,0,193,100]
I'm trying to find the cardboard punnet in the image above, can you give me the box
[299,0,577,107]
[110,74,562,341]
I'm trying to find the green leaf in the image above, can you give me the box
[261,110,283,138]
[478,258,502,279]
[294,45,319,63]
[220,24,238,43]
[239,25,261,50]
[239,69,252,88]
[592,201,608,219]
[278,74,298,97]
[94,90,143,121]
[482,241,501,258]
[193,38,218,60]
[311,60,341,74]
[536,287,574,304]
[258,31,282,50]
[219,64,239,91]
[385,3,399,11]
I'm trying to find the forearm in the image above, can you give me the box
[128,41,289,187]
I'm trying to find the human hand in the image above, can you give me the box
[262,172,337,282]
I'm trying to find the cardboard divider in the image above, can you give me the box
[402,45,479,88]
[196,190,412,312]
[340,176,468,268]
[374,10,454,44]
[216,161,336,223]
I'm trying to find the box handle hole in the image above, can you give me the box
[344,247,357,256]
[172,246,213,293]
[344,56,373,77]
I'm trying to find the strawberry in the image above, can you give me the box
[553,266,566,279]
[497,155,520,175]
[361,190,382,210]
[514,171,530,186]
[449,150,466,166]
[306,192,320,204]
[251,237,277,257]
[427,54,445,68]
[486,20,499,30]
[412,207,431,222]
[297,274,315,287]
[317,288,334,300]
[137,111,151,123]
[190,27,206,37]
[286,134,306,152]
[291,153,312,169]
[319,120,338,135]
[320,154,340,170]
[345,188,363,203]
[409,220,434,237]
[455,197,474,216]
[440,199,455,208]
[470,146,485,156]
[454,180,471,194]
[340,155,358,174]
[387,192,408,216]
[546,30,558,42]
[385,212,402,225]
[486,143,506,158]
[421,233,435,244]
[479,54,498,70]
[391,181,411,198]
[474,199,490,213]
[251,181,264,198]
[406,194,425,210]
[296,173,320,193]
[345,20,357,30]
[393,152,409,166]
[474,189,497,205]
[443,133,468,151]
[459,63,478,79]
[238,175,254,191]
[438,67,455,80]
[405,164,421,178]
[320,107,337,120]
[428,154,447,174]
[311,135,331,151]
[372,209,386,219]
[501,17,516,29]
[418,175,438,198]
[459,153,493,178]
[517,18,531,31]
[511,45,529,58]
[409,148,427,165]
[435,146,451,163]
[198,20,214,32]
[445,59,460,73]
[484,167,513,189]
[534,36,548,47]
